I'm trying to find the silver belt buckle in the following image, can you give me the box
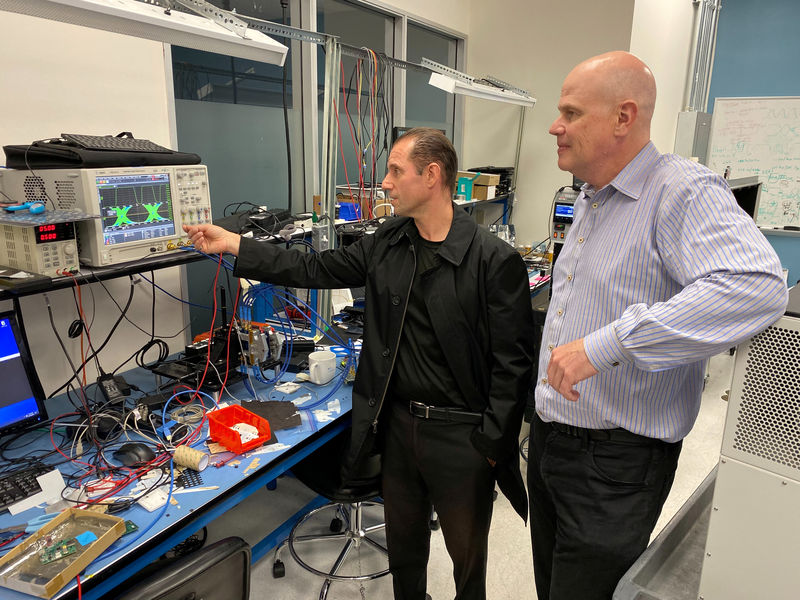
[411,401,430,419]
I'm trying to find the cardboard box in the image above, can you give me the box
[0,508,125,598]
[472,185,496,201]
[457,170,501,186]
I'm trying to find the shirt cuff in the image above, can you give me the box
[584,322,632,372]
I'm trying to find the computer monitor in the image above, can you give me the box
[97,172,177,246]
[0,309,47,436]
[727,176,762,220]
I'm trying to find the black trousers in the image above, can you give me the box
[527,413,682,600]
[382,401,495,600]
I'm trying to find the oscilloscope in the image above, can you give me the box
[0,165,213,266]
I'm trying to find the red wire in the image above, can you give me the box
[340,59,363,221]
[217,279,242,398]
[65,272,94,385]
[369,49,377,217]
[77,574,82,599]
[333,96,360,222]
[49,412,94,468]
[0,532,25,548]
[356,60,366,206]
[192,254,224,398]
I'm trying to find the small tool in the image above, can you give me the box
[0,512,60,536]
[172,486,220,494]
[4,201,46,215]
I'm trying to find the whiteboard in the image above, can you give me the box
[707,97,800,228]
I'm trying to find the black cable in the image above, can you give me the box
[22,141,58,210]
[44,295,86,399]
[70,285,103,376]
[49,276,137,399]
[43,295,101,450]
[223,201,261,217]
[85,275,143,336]
[281,0,292,211]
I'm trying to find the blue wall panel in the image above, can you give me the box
[708,0,800,286]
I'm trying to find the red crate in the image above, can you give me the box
[208,405,271,453]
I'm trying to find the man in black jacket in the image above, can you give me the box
[184,128,534,600]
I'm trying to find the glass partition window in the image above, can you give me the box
[405,22,458,140]
[317,0,395,215]
[173,47,292,107]
[171,2,297,336]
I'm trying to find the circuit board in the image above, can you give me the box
[39,538,77,564]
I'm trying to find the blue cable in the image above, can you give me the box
[160,389,219,442]
[136,272,215,311]
[178,245,236,271]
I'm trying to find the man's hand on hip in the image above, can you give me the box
[546,338,598,402]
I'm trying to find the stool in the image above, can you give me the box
[272,431,389,599]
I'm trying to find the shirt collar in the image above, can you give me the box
[582,141,661,201]
[607,141,661,201]
[388,204,476,266]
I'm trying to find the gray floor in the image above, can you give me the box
[203,352,734,600]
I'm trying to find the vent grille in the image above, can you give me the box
[733,326,800,472]
[22,175,48,203]
[54,180,77,209]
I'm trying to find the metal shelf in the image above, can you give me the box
[0,250,206,301]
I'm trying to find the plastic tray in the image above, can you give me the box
[208,404,271,454]
[0,508,125,598]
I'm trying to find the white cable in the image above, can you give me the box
[371,202,394,216]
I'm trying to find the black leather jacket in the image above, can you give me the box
[233,206,535,519]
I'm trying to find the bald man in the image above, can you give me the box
[528,52,787,600]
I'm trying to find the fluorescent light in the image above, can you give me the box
[0,0,287,65]
[428,72,536,107]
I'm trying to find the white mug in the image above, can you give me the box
[308,350,337,385]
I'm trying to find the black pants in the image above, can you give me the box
[382,401,495,600]
[527,413,682,600]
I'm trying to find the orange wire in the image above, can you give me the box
[334,87,359,221]
[64,272,92,385]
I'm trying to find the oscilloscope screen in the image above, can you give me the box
[96,173,177,245]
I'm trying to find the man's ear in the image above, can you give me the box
[425,162,442,189]
[615,100,638,136]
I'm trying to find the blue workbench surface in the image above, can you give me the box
[0,368,353,600]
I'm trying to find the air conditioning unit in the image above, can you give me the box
[699,286,800,599]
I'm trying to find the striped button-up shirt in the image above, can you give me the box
[536,142,788,442]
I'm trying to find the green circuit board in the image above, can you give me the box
[39,538,77,564]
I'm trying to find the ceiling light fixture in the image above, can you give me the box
[0,0,287,65]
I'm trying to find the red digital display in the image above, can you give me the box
[34,223,74,244]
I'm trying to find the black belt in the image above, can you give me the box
[409,401,482,425]
[544,417,656,444]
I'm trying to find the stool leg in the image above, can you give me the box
[288,501,390,582]
[328,538,355,576]
[319,579,332,600]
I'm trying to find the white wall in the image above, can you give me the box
[0,12,187,395]
[629,0,698,153]
[462,0,636,247]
